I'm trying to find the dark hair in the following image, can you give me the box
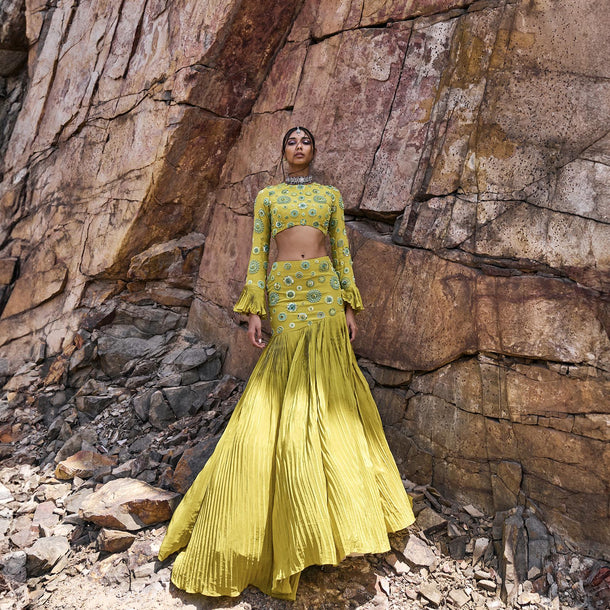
[281,126,316,156]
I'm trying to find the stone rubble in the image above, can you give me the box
[0,298,606,610]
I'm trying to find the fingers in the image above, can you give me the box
[344,307,357,342]
[248,328,265,348]
[247,316,266,349]
[348,320,357,342]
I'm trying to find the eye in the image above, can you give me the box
[302,138,311,145]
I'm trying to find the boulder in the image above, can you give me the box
[170,434,221,494]
[500,509,528,604]
[55,450,117,480]
[163,381,215,419]
[97,528,136,553]
[393,535,436,568]
[148,390,175,430]
[97,335,166,378]
[25,536,69,577]
[79,478,179,531]
[0,550,26,583]
[415,507,447,535]
[32,501,59,532]
[75,395,114,419]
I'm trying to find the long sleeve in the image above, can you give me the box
[328,188,364,313]
[233,189,270,318]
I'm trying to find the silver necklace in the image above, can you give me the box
[285,175,313,185]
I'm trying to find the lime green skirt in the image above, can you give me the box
[158,257,415,600]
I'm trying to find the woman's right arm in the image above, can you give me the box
[234,190,271,347]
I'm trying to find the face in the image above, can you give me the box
[283,131,315,169]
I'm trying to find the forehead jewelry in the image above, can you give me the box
[295,127,303,136]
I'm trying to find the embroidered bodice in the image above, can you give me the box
[268,184,333,237]
[234,182,363,319]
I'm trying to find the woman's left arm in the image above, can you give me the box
[329,187,364,316]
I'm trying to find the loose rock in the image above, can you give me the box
[25,536,70,577]
[79,478,179,531]
[55,450,117,480]
[97,528,136,553]
[397,535,436,568]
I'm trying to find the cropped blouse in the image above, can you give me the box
[234,182,364,319]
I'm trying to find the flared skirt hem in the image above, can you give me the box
[159,311,415,601]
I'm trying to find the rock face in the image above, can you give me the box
[0,0,609,558]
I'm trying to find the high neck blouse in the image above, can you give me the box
[234,182,364,319]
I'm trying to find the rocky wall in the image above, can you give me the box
[0,0,608,558]
[188,0,610,557]
[0,0,304,363]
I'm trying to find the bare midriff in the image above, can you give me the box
[275,225,327,261]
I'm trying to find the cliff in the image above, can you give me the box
[0,0,608,559]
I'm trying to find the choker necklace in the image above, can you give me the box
[285,175,313,185]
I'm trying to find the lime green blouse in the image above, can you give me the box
[234,182,364,319]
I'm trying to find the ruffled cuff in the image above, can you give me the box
[233,284,267,318]
[341,285,364,313]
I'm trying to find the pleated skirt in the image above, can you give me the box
[158,256,415,600]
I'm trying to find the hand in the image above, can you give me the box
[345,305,357,342]
[247,314,266,349]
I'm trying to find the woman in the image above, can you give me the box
[158,127,415,600]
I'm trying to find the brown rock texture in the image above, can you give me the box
[79,478,180,531]
[54,450,117,480]
[0,0,609,558]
